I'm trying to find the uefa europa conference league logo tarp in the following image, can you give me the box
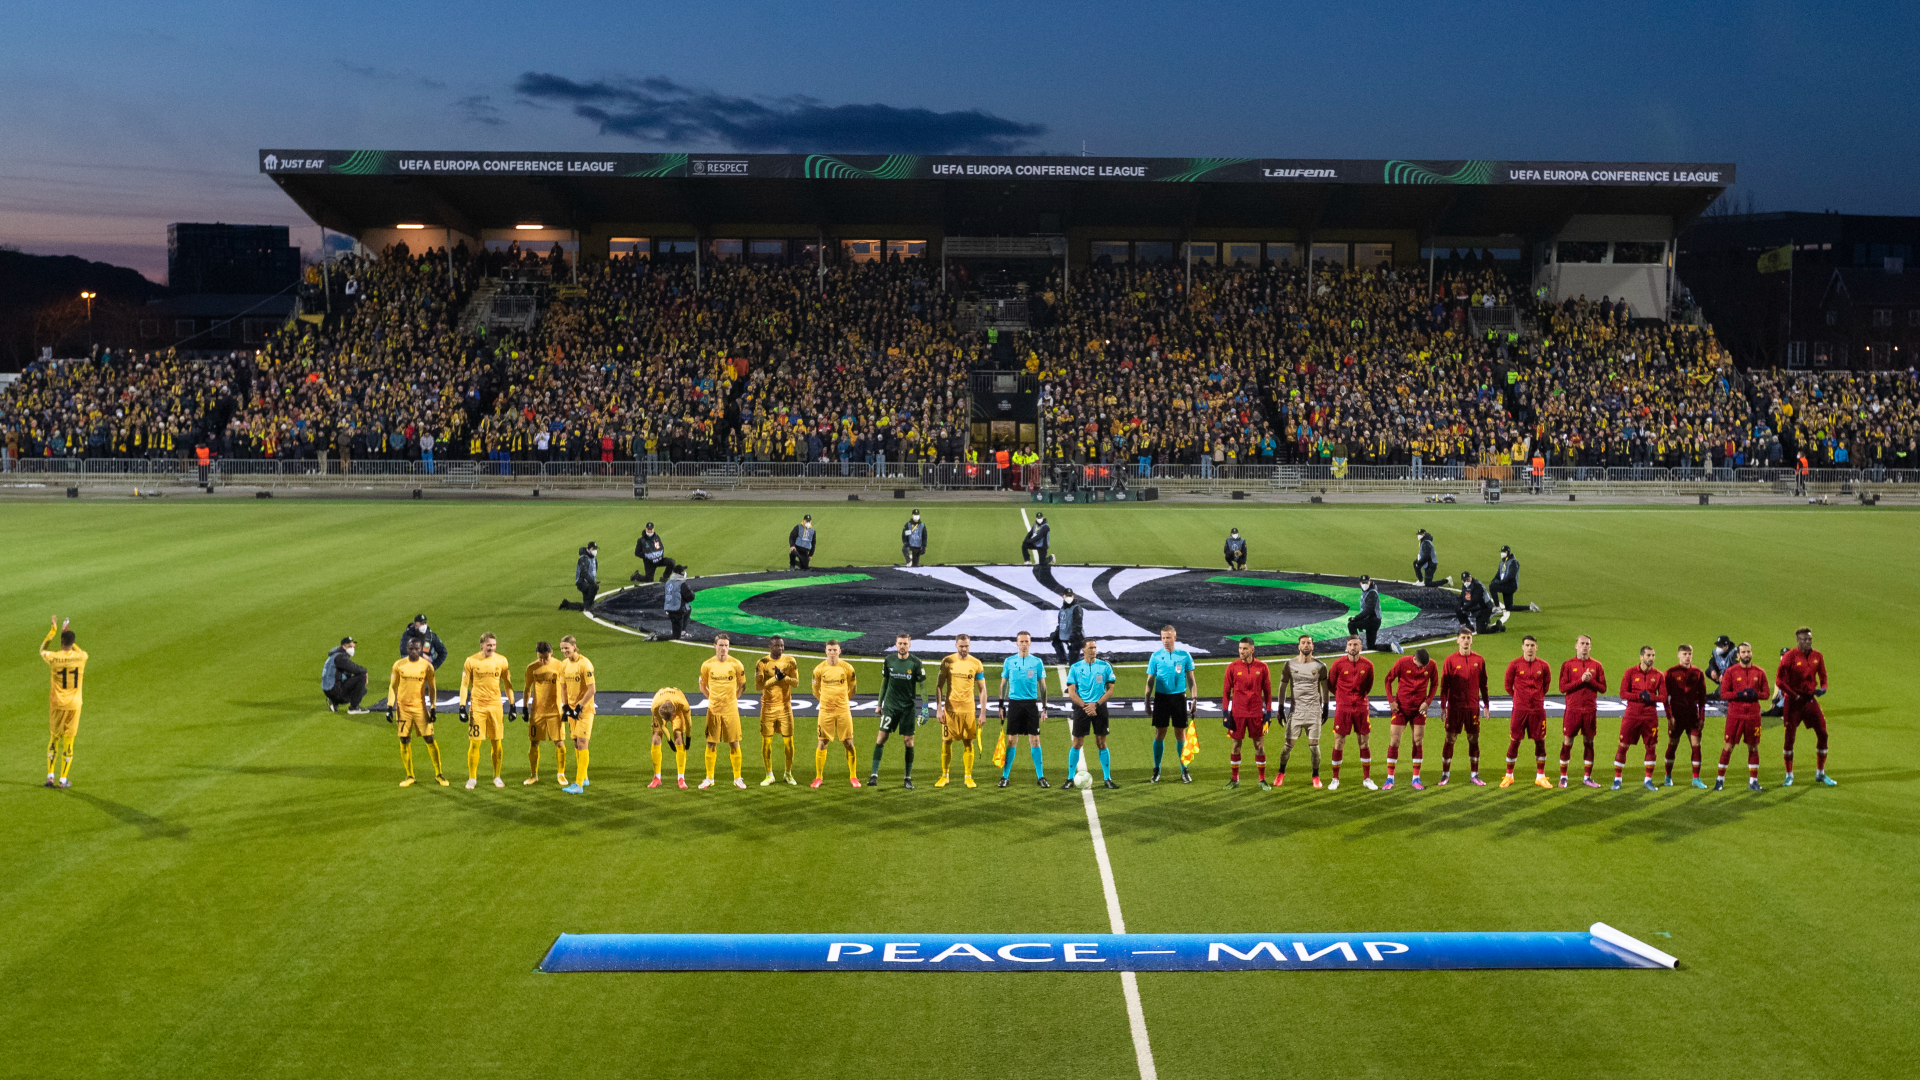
[596,565,1461,658]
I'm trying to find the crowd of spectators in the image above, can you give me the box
[3,246,1917,478]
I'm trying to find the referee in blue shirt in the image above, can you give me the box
[1067,640,1119,788]
[998,631,1050,787]
[1144,624,1198,783]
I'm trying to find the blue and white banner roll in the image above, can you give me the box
[540,924,1675,972]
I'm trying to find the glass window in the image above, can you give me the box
[1311,243,1348,268]
[1134,241,1174,266]
[1265,243,1297,266]
[1354,242,1393,269]
[841,239,881,263]
[1184,242,1217,264]
[1224,243,1260,267]
[1613,241,1665,264]
[1556,241,1609,264]
[886,240,926,260]
[710,239,744,262]
[1090,241,1129,265]
[610,237,649,258]
[175,319,195,339]
[656,240,696,254]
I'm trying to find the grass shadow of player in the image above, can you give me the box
[1596,787,1813,843]
[196,763,394,783]
[63,789,191,841]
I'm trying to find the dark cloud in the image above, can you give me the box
[452,95,504,127]
[336,60,447,91]
[513,73,1046,154]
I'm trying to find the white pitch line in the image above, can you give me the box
[1082,789,1158,1080]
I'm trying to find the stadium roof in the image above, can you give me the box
[261,150,1733,242]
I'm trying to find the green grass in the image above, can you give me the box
[2,499,1915,1079]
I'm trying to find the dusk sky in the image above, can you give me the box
[4,0,1915,283]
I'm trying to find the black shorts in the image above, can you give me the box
[1004,700,1042,736]
[1152,692,1190,730]
[1071,703,1111,738]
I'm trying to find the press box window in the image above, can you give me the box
[1354,243,1394,269]
[1555,241,1609,264]
[1091,241,1130,265]
[1223,243,1260,267]
[841,239,881,263]
[1612,242,1665,264]
[886,240,925,260]
[1134,242,1174,265]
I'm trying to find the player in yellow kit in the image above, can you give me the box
[40,617,87,788]
[649,686,692,789]
[389,637,446,787]
[522,641,568,784]
[558,635,596,794]
[810,640,862,789]
[755,635,800,785]
[458,633,514,789]
[936,634,987,788]
[696,634,747,789]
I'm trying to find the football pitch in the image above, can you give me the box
[3,497,1914,1079]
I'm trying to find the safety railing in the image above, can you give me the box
[10,457,1914,496]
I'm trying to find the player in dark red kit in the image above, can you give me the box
[1220,637,1272,790]
[1717,641,1769,791]
[1438,629,1490,786]
[1502,635,1553,788]
[1663,644,1709,788]
[1557,634,1607,788]
[1326,636,1377,791]
[1614,646,1666,791]
[1382,647,1438,790]
[1775,626,1834,786]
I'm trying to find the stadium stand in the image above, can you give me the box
[3,247,1917,485]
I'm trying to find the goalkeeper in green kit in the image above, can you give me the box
[869,633,927,789]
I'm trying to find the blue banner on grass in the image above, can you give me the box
[539,927,1674,972]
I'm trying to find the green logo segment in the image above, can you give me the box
[1207,577,1419,644]
[1382,160,1494,185]
[691,574,873,640]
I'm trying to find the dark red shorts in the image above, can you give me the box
[1666,709,1704,735]
[1390,703,1426,727]
[1228,716,1267,740]
[1562,705,1598,740]
[1443,707,1481,736]
[1723,711,1762,744]
[1784,699,1827,735]
[1509,708,1546,742]
[1618,713,1658,745]
[1333,708,1370,737]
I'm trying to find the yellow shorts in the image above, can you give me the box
[530,714,566,742]
[760,706,794,737]
[466,704,504,740]
[706,707,742,744]
[944,702,979,742]
[652,710,691,741]
[817,708,854,743]
[569,708,595,741]
[396,708,433,738]
[49,707,81,738]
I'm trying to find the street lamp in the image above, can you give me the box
[80,291,96,351]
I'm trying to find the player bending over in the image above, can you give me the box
[1777,626,1835,786]
[389,638,445,787]
[1326,636,1377,790]
[1502,635,1554,788]
[1663,644,1709,788]
[1557,634,1607,788]
[1220,637,1271,789]
[811,641,862,788]
[522,642,568,785]
[997,631,1049,788]
[1716,642,1768,791]
[1067,640,1119,789]
[1614,646,1666,791]
[870,634,925,788]
[459,633,513,789]
[557,636,596,794]
[755,637,799,785]
[649,686,691,789]
[1382,647,1438,789]
[40,617,86,789]
[1438,629,1490,786]
[936,635,987,787]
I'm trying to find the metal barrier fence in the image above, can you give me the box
[4,457,1913,496]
